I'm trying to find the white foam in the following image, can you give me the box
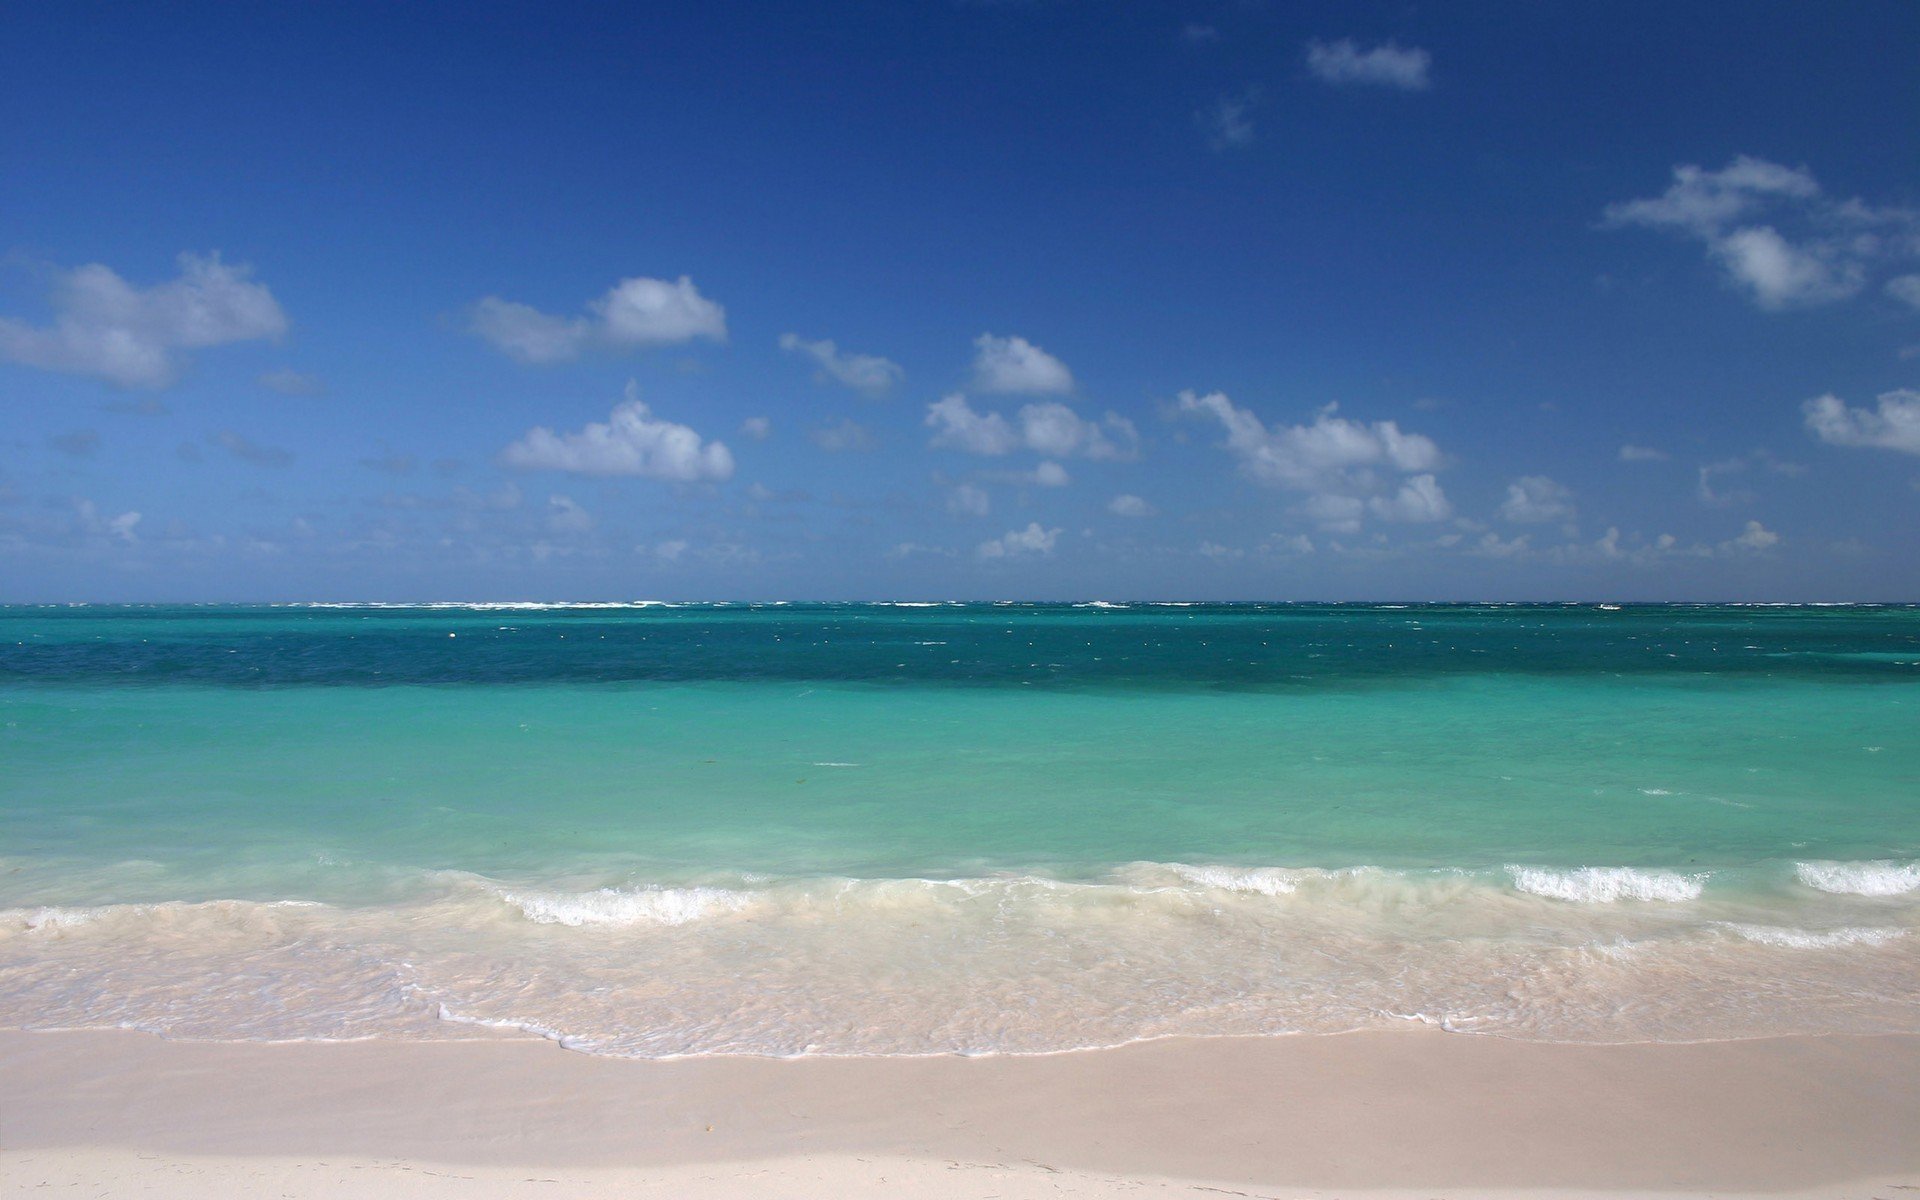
[1723,924,1908,949]
[498,885,754,927]
[3,905,116,932]
[1795,860,1920,897]
[1508,866,1706,903]
[1163,863,1302,896]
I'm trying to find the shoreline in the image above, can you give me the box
[4,1027,1918,1197]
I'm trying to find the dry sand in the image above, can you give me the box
[3,1027,1917,1197]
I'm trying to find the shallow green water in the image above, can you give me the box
[2,603,1916,1053]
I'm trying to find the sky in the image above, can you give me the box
[2,1,1917,602]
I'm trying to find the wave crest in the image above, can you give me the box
[1795,860,1920,897]
[1508,866,1706,903]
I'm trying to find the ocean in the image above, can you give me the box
[2,602,1917,1055]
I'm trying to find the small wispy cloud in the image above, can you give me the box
[1305,39,1432,91]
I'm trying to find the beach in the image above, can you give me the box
[5,1027,1919,1197]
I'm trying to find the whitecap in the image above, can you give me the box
[1508,865,1706,903]
[1722,924,1907,949]
[1162,863,1303,896]
[496,885,754,927]
[1794,860,1920,897]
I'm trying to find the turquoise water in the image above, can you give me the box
[3,603,1918,1054]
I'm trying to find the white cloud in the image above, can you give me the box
[740,416,772,440]
[500,382,734,481]
[1199,93,1255,151]
[809,418,875,452]
[545,494,593,534]
[1619,444,1668,462]
[1266,533,1315,555]
[778,333,903,394]
[976,522,1061,559]
[1888,275,1920,310]
[926,394,1137,460]
[947,483,991,517]
[1368,473,1452,523]
[1305,39,1431,90]
[1181,23,1219,44]
[1723,520,1780,552]
[1197,541,1243,559]
[1710,226,1863,308]
[1803,389,1920,455]
[1604,157,1920,310]
[1470,531,1531,559]
[926,393,1017,454]
[652,539,689,562]
[1031,460,1070,487]
[1017,402,1138,459]
[0,252,286,388]
[972,333,1073,394]
[1182,387,1443,491]
[76,499,141,543]
[1603,156,1819,236]
[1498,475,1575,523]
[470,275,726,363]
[1108,493,1155,518]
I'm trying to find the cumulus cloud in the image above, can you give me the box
[1470,531,1532,559]
[76,499,141,543]
[1018,402,1137,459]
[470,275,726,363]
[1619,444,1668,462]
[926,394,1138,460]
[976,521,1061,559]
[1711,226,1861,309]
[1498,475,1575,523]
[1179,391,1440,486]
[1803,389,1920,455]
[1108,493,1155,517]
[500,382,734,480]
[925,393,1016,454]
[1031,460,1070,487]
[972,334,1073,395]
[1368,473,1452,523]
[778,333,903,394]
[0,252,286,388]
[739,416,772,440]
[1603,157,1920,310]
[1305,39,1432,90]
[1723,520,1780,552]
[1180,391,1448,532]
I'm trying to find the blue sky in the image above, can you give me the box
[3,1,1917,601]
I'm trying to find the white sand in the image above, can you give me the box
[3,1028,1917,1197]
